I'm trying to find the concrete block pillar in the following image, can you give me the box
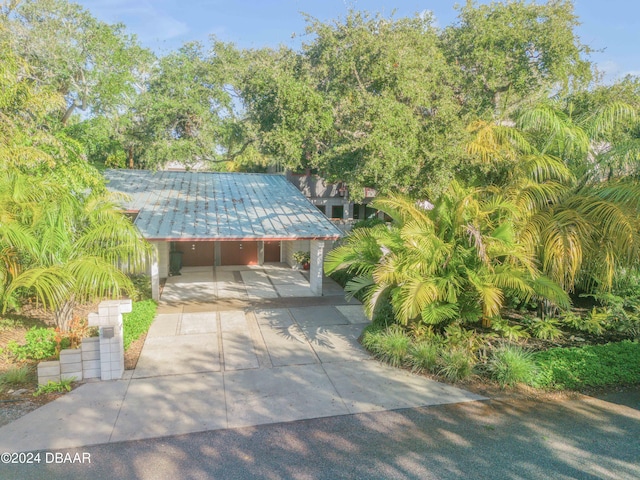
[310,240,325,296]
[258,241,265,266]
[151,244,160,301]
[88,299,132,381]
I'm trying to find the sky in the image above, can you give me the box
[74,0,639,83]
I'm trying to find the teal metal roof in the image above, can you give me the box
[104,170,343,241]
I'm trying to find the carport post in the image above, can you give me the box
[310,240,325,296]
[151,243,160,301]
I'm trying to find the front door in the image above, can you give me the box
[264,241,281,263]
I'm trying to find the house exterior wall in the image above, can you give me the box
[153,241,170,279]
[283,240,311,267]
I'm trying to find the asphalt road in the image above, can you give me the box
[2,393,639,480]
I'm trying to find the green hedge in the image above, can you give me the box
[123,300,157,351]
[534,340,640,389]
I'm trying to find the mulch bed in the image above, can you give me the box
[0,302,148,427]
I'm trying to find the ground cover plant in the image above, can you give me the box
[123,300,157,351]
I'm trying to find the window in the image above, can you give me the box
[331,205,344,219]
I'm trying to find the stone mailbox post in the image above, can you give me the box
[88,299,132,381]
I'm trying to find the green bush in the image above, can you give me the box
[129,275,152,301]
[123,300,157,351]
[438,348,475,382]
[486,344,538,387]
[378,327,411,367]
[409,341,440,373]
[7,327,57,360]
[361,324,410,367]
[352,218,385,230]
[530,317,564,340]
[34,378,74,396]
[0,365,33,387]
[534,340,640,389]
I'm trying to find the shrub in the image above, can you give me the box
[562,309,607,335]
[352,218,385,230]
[534,340,640,389]
[486,344,538,387]
[361,324,411,367]
[34,378,74,396]
[492,319,530,342]
[530,317,564,340]
[129,275,152,301]
[123,300,157,351]
[374,326,410,367]
[7,327,57,360]
[409,341,440,373]
[438,348,475,382]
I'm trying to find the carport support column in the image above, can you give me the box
[151,243,160,301]
[310,240,325,296]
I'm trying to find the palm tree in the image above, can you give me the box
[325,184,569,328]
[0,170,150,330]
[467,96,640,298]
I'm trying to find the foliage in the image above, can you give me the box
[6,327,57,360]
[534,341,640,389]
[34,378,74,396]
[122,300,157,351]
[485,344,538,387]
[529,317,564,341]
[0,170,151,331]
[360,324,409,367]
[130,41,263,170]
[292,251,310,265]
[0,365,33,387]
[492,319,531,342]
[1,0,153,124]
[409,341,440,374]
[352,218,385,230]
[129,275,152,302]
[441,0,592,115]
[325,187,570,329]
[437,348,476,382]
[562,310,607,336]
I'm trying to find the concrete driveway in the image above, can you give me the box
[0,266,485,452]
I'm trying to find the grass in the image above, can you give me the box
[534,340,640,389]
[486,344,538,387]
[122,300,157,351]
[0,365,34,390]
[409,341,440,373]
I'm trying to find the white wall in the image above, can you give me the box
[152,241,170,279]
[282,240,310,266]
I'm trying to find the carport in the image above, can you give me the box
[104,170,343,300]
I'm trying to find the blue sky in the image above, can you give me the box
[75,0,639,83]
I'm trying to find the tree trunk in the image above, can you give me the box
[128,147,134,169]
[482,316,492,328]
[61,103,77,126]
[54,299,75,332]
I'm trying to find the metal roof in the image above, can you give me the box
[104,170,344,241]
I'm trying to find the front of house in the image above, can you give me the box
[104,169,343,300]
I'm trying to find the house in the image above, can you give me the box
[285,170,380,228]
[104,169,343,300]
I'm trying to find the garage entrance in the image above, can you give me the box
[220,241,258,266]
[174,241,215,267]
